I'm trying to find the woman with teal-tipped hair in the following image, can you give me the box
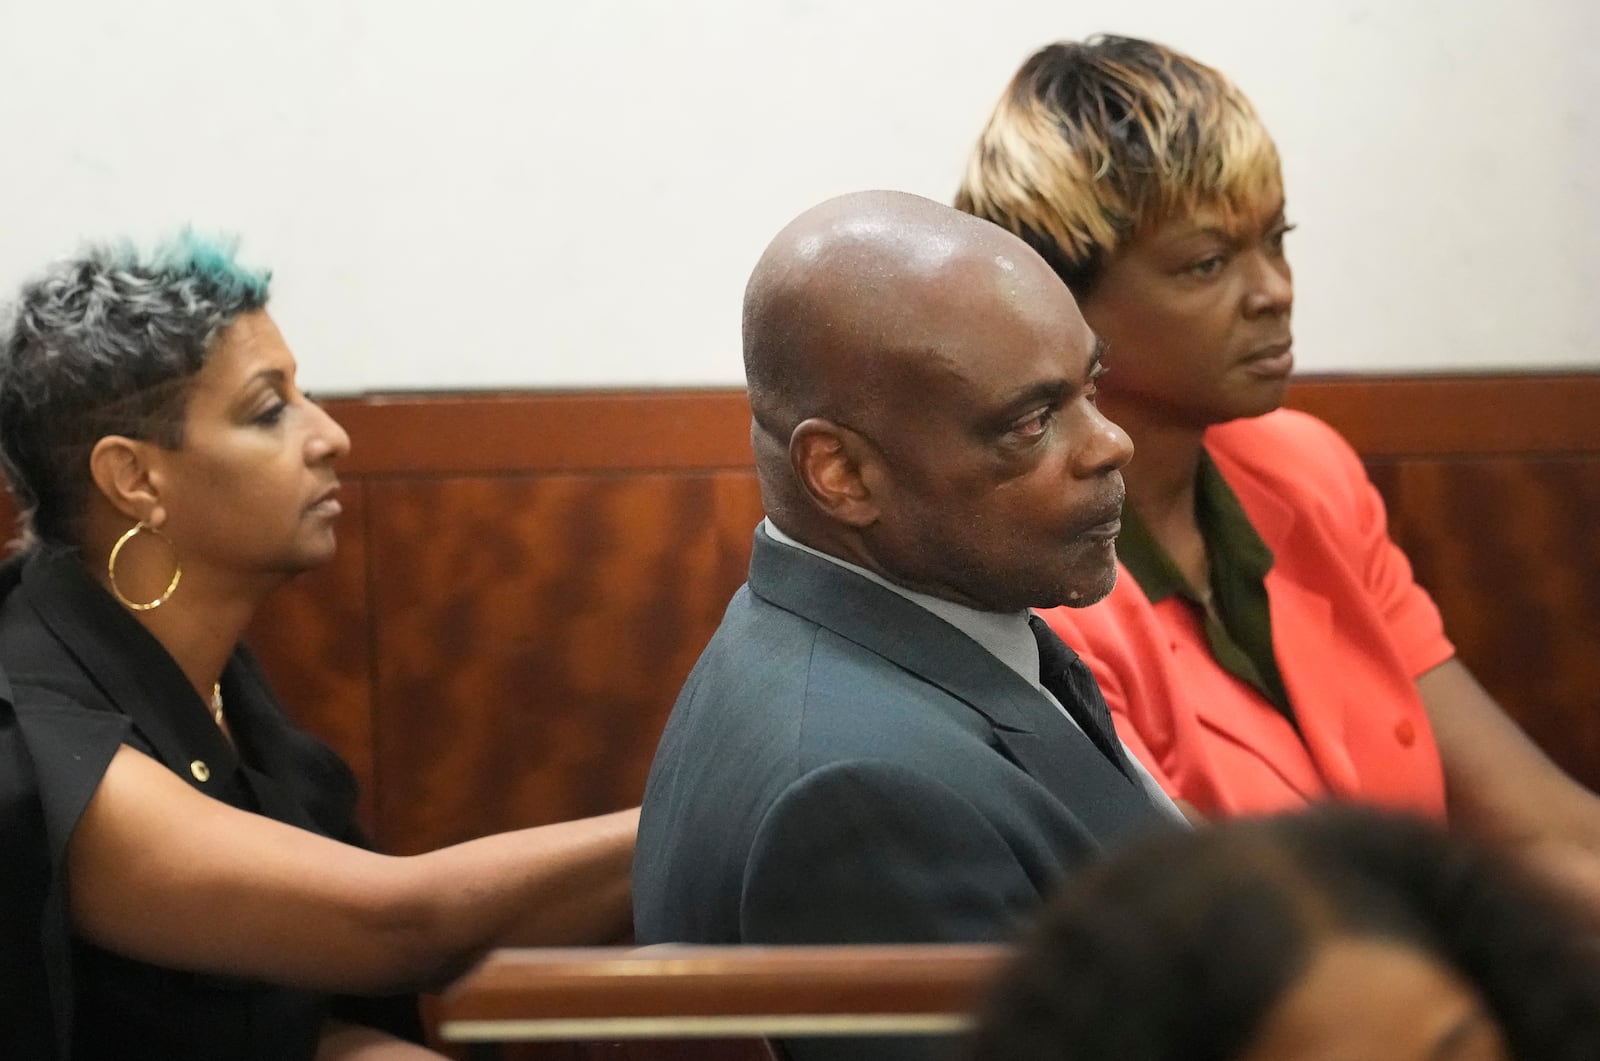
[0,233,638,1061]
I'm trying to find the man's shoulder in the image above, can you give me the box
[678,582,825,702]
[649,578,1008,813]
[684,584,982,739]
[635,584,1005,944]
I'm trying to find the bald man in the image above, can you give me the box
[634,191,1179,1059]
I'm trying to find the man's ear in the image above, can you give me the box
[790,417,880,528]
[88,436,166,527]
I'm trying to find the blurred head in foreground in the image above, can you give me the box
[968,807,1600,1061]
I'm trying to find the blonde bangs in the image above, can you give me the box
[1147,90,1284,233]
[955,37,1283,283]
[957,90,1126,266]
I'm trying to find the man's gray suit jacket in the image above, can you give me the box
[634,527,1171,1059]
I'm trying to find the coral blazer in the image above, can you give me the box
[1041,410,1452,818]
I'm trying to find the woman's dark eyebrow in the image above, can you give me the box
[231,368,288,413]
[1187,202,1288,243]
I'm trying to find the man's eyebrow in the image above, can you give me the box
[995,379,1069,419]
[985,338,1105,428]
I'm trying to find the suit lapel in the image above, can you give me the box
[747,529,1152,837]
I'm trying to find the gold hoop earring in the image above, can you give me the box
[107,521,182,611]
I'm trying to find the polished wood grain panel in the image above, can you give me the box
[320,372,1600,475]
[328,392,755,476]
[1371,458,1600,790]
[1286,373,1600,457]
[364,472,764,853]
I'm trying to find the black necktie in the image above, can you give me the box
[1028,614,1134,781]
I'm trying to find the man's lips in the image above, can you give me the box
[1081,517,1122,542]
[1077,494,1125,541]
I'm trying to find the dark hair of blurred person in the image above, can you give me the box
[968,807,1600,1061]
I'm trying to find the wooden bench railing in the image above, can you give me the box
[438,944,1011,1048]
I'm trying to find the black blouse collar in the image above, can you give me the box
[14,548,244,794]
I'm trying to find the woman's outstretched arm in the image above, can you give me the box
[1419,657,1600,928]
[67,745,637,993]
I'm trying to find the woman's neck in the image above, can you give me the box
[1101,396,1211,586]
[83,531,265,704]
[132,582,259,703]
[1105,399,1204,522]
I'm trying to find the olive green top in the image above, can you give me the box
[1114,451,1293,719]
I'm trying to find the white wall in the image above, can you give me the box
[1,1,1595,394]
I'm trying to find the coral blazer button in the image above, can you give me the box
[190,760,211,783]
[1394,719,1416,747]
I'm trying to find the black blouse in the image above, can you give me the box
[0,548,419,1060]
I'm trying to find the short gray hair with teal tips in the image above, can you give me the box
[0,231,272,547]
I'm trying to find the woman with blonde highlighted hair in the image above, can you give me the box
[957,37,1600,913]
[0,234,637,1060]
